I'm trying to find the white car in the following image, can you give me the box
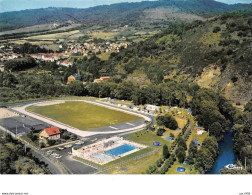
[46,150,53,155]
[58,146,65,150]
[55,155,62,159]
[65,144,72,148]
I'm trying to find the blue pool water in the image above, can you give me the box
[106,144,136,156]
[207,130,237,174]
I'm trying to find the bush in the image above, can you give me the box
[169,133,175,138]
[213,26,221,33]
[175,146,186,163]
[163,144,170,159]
[156,114,178,130]
[157,128,166,136]
[47,140,56,146]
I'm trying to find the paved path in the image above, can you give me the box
[11,99,153,138]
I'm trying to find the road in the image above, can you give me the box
[31,148,63,174]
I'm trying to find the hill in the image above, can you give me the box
[93,6,252,103]
[0,0,248,32]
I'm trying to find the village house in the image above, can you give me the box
[39,126,61,140]
[9,53,22,60]
[67,73,82,84]
[94,76,110,83]
[57,60,73,67]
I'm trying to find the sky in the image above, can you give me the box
[0,0,251,13]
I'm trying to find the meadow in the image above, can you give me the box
[26,101,141,130]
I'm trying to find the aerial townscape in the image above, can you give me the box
[0,0,252,181]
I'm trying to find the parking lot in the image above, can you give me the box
[43,144,98,174]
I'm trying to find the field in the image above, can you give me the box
[24,30,80,40]
[26,101,141,130]
[88,31,118,40]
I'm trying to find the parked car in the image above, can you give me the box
[55,155,62,159]
[46,150,53,155]
[58,146,65,150]
[65,144,72,148]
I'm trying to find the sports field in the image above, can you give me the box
[26,101,141,130]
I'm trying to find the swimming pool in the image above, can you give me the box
[106,144,136,157]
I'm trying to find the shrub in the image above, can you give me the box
[213,26,221,33]
[156,114,178,130]
[157,128,166,136]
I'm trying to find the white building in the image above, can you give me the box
[145,104,160,111]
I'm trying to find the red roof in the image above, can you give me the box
[100,76,110,80]
[44,126,61,136]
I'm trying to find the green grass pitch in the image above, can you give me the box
[27,101,141,130]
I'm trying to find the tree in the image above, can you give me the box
[156,114,178,130]
[169,133,175,138]
[4,57,37,71]
[186,153,195,165]
[177,136,187,150]
[163,144,170,159]
[47,140,56,146]
[194,137,219,172]
[188,140,197,158]
[114,81,135,100]
[68,80,85,96]
[157,128,166,136]
[209,122,224,141]
[213,26,221,33]
[175,146,186,163]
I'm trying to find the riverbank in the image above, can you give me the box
[207,130,237,174]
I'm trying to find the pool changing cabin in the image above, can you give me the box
[72,137,146,165]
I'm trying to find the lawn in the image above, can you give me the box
[103,130,170,174]
[26,101,141,130]
[89,31,117,40]
[185,125,208,155]
[166,161,198,174]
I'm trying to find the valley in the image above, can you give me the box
[0,0,251,177]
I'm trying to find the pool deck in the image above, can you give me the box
[73,137,146,165]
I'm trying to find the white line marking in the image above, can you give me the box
[126,123,135,126]
[109,126,118,130]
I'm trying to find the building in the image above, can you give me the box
[94,76,110,83]
[39,126,61,140]
[145,104,160,111]
[57,60,73,67]
[67,73,81,84]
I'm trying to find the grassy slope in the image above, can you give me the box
[113,9,252,103]
[27,101,141,130]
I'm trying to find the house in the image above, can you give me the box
[9,53,22,60]
[39,126,61,140]
[29,54,42,60]
[145,104,160,111]
[67,73,81,84]
[93,76,110,83]
[57,60,73,67]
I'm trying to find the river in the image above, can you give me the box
[207,129,237,174]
